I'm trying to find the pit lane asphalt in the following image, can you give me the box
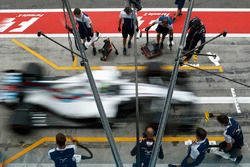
[1,36,250,165]
[0,0,250,166]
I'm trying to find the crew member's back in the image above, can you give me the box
[48,133,77,167]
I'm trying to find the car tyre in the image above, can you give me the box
[144,62,163,77]
[9,105,32,134]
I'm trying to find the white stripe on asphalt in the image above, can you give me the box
[196,97,250,104]
[230,88,242,113]
[1,8,250,12]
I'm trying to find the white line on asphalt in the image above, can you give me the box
[1,33,250,38]
[207,52,221,66]
[230,88,242,113]
[196,97,250,104]
[0,8,250,12]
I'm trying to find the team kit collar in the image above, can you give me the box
[75,13,84,22]
[196,138,207,145]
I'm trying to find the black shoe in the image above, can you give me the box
[93,48,97,56]
[128,41,132,48]
[123,48,127,56]
[168,164,177,167]
[177,12,182,16]
[160,43,164,49]
[235,155,243,163]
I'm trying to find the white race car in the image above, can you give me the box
[0,63,198,133]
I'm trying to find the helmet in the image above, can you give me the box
[192,17,202,29]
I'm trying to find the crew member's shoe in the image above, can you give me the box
[168,164,177,167]
[177,12,182,16]
[173,11,182,22]
[235,155,243,163]
[123,48,127,56]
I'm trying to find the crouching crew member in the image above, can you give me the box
[146,15,174,49]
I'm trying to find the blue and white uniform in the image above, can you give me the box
[155,15,173,35]
[181,138,209,167]
[120,9,136,38]
[155,15,173,29]
[131,139,164,167]
[75,13,93,40]
[48,145,77,167]
[224,117,244,148]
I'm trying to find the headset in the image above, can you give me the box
[129,0,142,11]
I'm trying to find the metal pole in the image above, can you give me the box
[185,64,250,88]
[131,4,141,167]
[148,0,195,166]
[195,53,216,57]
[37,31,87,61]
[61,1,123,166]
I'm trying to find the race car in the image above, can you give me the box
[0,63,198,133]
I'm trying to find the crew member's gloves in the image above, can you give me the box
[69,136,79,144]
[118,26,121,32]
[86,36,91,42]
[195,49,201,54]
[145,26,151,31]
[65,25,73,33]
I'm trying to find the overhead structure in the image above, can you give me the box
[148,0,195,166]
[61,0,123,166]
[56,1,249,167]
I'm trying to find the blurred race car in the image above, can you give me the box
[0,63,198,133]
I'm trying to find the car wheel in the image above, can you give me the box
[144,62,165,85]
[117,102,136,118]
[145,62,163,77]
[9,105,32,134]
